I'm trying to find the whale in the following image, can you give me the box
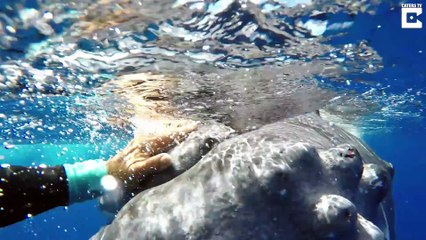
[92,112,394,240]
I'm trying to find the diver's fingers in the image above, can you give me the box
[113,120,198,162]
[141,135,182,156]
[174,119,199,132]
[128,153,172,176]
[138,121,198,156]
[154,120,198,141]
[115,139,140,160]
[124,152,149,168]
[173,120,198,138]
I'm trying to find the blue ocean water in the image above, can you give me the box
[0,0,425,239]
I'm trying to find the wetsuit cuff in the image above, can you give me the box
[63,160,108,203]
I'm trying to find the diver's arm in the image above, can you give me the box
[0,159,127,228]
[0,165,69,227]
[0,121,196,228]
[0,162,111,227]
[0,154,174,228]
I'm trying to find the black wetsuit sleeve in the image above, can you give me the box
[0,165,69,227]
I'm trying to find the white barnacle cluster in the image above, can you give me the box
[361,164,385,189]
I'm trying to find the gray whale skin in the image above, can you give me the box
[92,113,394,240]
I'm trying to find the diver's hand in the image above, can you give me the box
[106,120,197,191]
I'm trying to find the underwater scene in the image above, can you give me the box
[0,0,425,239]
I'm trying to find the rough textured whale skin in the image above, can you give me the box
[92,113,394,240]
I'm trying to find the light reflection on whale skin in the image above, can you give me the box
[92,113,394,240]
